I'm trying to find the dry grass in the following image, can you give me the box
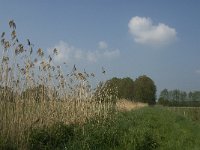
[0,99,113,148]
[0,20,117,149]
[116,99,148,111]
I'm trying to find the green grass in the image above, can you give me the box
[27,107,200,150]
[167,107,200,122]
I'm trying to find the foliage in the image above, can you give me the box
[134,75,156,105]
[101,77,134,101]
[117,77,134,100]
[94,80,119,104]
[158,89,200,106]
[28,122,75,150]
[0,136,17,150]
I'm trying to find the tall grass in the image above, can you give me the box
[0,20,117,149]
[167,107,200,122]
[28,107,200,150]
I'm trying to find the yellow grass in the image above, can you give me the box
[116,99,148,111]
[0,20,117,149]
[0,99,114,148]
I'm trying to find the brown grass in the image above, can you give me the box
[0,99,113,148]
[0,20,117,149]
[116,99,148,111]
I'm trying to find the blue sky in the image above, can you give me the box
[0,0,200,94]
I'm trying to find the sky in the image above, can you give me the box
[0,0,200,95]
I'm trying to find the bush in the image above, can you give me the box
[0,137,17,150]
[28,122,75,150]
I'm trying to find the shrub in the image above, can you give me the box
[28,122,75,150]
[0,136,17,150]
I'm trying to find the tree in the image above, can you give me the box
[104,77,134,101]
[95,77,135,102]
[94,80,118,103]
[117,77,134,100]
[159,89,169,100]
[134,75,156,105]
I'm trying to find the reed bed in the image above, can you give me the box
[0,20,117,149]
[116,99,148,111]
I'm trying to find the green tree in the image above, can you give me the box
[117,77,134,100]
[134,75,156,105]
[105,77,134,101]
[96,77,135,102]
[159,89,169,100]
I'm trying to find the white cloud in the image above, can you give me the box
[86,51,99,62]
[47,41,73,63]
[103,49,120,59]
[128,16,177,46]
[74,50,84,60]
[47,41,120,64]
[98,41,108,49]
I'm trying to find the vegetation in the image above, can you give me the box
[0,20,116,149]
[1,20,199,150]
[158,89,200,107]
[168,107,200,122]
[103,77,134,100]
[103,76,156,105]
[134,75,156,105]
[27,107,200,150]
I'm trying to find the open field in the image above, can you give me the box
[22,107,200,150]
[167,107,200,122]
[2,103,200,149]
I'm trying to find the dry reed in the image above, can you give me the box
[116,99,148,111]
[0,20,117,149]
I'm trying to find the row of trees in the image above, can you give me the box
[158,89,200,107]
[104,75,156,105]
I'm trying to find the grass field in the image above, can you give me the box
[2,106,200,150]
[167,107,200,122]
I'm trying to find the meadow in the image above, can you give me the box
[168,107,200,122]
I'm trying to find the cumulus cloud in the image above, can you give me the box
[128,16,177,46]
[47,41,120,64]
[98,41,108,49]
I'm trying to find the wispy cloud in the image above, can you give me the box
[47,41,120,64]
[128,16,177,46]
[47,41,73,63]
[98,41,108,49]
[103,49,120,59]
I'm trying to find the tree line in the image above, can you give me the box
[102,75,156,105]
[158,89,200,107]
